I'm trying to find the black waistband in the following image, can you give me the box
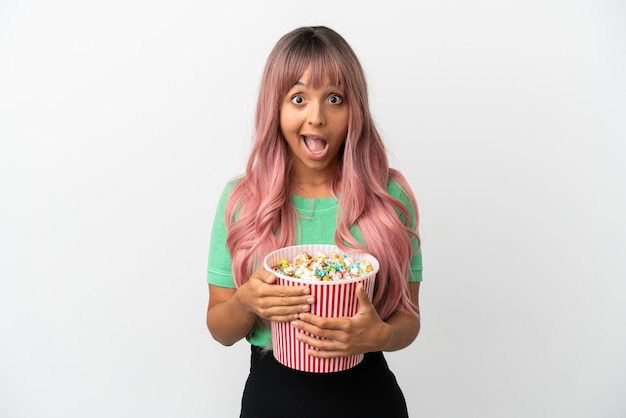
[249,345,391,388]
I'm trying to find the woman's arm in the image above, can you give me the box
[206,269,316,346]
[290,282,420,357]
[206,285,256,346]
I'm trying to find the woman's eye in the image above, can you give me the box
[291,95,304,104]
[328,94,343,104]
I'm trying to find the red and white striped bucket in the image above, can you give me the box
[263,244,379,373]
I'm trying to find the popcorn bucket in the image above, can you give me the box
[263,244,379,373]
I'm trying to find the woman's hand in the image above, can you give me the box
[207,269,316,346]
[289,283,390,358]
[290,282,421,358]
[237,268,315,322]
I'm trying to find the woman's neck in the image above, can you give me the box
[291,180,333,199]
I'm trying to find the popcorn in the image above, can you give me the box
[264,244,379,372]
[271,250,373,281]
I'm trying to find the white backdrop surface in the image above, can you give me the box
[1,1,625,417]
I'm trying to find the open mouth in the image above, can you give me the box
[302,135,328,155]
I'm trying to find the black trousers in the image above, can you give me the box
[240,345,409,418]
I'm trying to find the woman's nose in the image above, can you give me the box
[307,102,325,126]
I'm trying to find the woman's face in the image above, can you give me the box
[280,67,349,182]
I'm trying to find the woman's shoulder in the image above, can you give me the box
[386,169,418,228]
[386,170,412,199]
[214,176,244,210]
[220,175,244,196]
[386,169,418,213]
[386,177,403,196]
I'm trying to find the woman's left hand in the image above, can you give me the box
[290,283,390,358]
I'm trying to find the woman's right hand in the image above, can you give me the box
[207,269,314,346]
[237,268,315,322]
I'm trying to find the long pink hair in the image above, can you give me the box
[225,26,419,320]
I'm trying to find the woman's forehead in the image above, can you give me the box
[290,63,344,89]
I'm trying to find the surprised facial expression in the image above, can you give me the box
[280,67,349,181]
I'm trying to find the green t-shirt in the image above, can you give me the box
[207,178,422,347]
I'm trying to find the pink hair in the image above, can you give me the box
[225,26,419,320]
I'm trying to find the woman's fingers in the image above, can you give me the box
[243,269,315,321]
[288,283,388,356]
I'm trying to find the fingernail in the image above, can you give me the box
[291,321,299,328]
[302,304,310,311]
[306,297,314,303]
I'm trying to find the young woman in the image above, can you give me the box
[206,26,422,418]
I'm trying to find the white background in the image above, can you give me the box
[1,1,625,417]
